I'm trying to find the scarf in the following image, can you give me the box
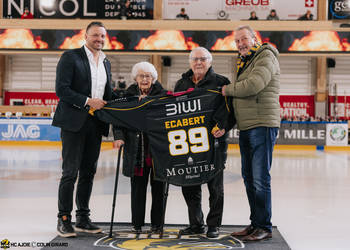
[236,43,261,77]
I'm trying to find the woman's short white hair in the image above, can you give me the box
[189,47,213,63]
[131,61,158,83]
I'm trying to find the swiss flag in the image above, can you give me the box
[305,0,314,7]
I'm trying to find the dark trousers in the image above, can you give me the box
[58,116,103,218]
[131,166,165,227]
[181,170,224,228]
[239,127,278,232]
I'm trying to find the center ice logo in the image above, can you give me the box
[94,229,244,249]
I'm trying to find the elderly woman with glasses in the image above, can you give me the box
[113,61,167,234]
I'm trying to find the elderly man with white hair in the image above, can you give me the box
[174,47,234,238]
[113,61,167,234]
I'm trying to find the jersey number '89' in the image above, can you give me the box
[168,127,209,156]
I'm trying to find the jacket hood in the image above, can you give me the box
[256,43,279,58]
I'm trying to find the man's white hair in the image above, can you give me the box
[235,25,256,39]
[189,47,213,63]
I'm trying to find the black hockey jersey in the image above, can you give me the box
[94,88,227,186]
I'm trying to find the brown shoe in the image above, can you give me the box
[231,225,255,237]
[242,228,272,241]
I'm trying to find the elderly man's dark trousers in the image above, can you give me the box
[181,170,224,228]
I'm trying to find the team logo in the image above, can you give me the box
[1,239,10,249]
[329,0,350,19]
[94,229,244,249]
[165,99,202,117]
[329,125,346,141]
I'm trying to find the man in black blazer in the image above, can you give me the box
[52,21,115,237]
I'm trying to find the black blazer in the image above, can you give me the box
[52,46,114,136]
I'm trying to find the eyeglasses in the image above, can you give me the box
[190,57,208,62]
[137,74,152,80]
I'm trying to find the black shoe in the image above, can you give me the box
[179,225,205,235]
[57,216,77,238]
[150,225,162,234]
[75,216,102,234]
[132,226,142,233]
[206,227,219,238]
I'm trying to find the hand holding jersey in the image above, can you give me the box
[211,124,225,138]
[113,139,124,149]
[87,98,106,110]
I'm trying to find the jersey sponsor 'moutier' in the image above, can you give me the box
[94,88,226,186]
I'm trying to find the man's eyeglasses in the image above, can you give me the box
[190,57,208,62]
[137,74,152,80]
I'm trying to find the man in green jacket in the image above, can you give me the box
[222,25,280,241]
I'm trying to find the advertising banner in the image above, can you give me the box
[2,0,154,19]
[0,118,347,146]
[1,29,350,53]
[0,118,60,141]
[280,95,315,119]
[163,0,317,20]
[328,95,350,120]
[277,122,327,145]
[227,122,331,146]
[326,122,348,146]
[328,0,350,20]
[3,91,59,106]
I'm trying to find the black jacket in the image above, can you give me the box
[174,67,235,165]
[174,67,235,133]
[52,47,115,136]
[115,81,167,177]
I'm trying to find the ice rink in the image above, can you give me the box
[0,143,349,250]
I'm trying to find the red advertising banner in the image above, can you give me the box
[4,91,58,106]
[279,95,315,118]
[328,96,350,119]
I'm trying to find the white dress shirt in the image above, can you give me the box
[84,45,107,104]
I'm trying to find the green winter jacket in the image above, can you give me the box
[225,43,281,131]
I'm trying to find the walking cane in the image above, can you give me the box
[159,181,169,238]
[108,144,124,238]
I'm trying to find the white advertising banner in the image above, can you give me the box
[163,0,318,20]
[326,123,348,146]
